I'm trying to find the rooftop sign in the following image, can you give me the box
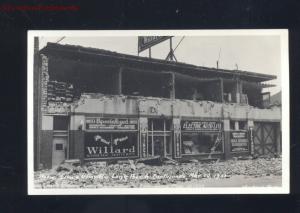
[138,36,172,53]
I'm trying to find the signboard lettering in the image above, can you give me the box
[138,36,172,53]
[85,132,138,159]
[181,120,222,132]
[230,131,249,152]
[86,117,138,131]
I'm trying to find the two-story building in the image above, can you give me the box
[34,42,281,170]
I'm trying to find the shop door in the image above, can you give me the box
[253,122,276,156]
[52,136,67,167]
[153,136,164,157]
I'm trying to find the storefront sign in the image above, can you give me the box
[85,132,138,159]
[138,36,172,53]
[86,117,138,131]
[181,120,222,132]
[230,131,249,152]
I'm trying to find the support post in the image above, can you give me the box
[115,67,123,95]
[220,78,224,103]
[170,72,175,100]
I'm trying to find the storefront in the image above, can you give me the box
[180,120,224,159]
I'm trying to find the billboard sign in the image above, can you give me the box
[138,36,172,53]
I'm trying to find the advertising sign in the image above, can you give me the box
[181,120,222,132]
[138,36,172,53]
[85,132,138,159]
[86,117,138,131]
[230,131,249,152]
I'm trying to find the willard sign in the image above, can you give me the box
[85,132,138,159]
[138,36,172,53]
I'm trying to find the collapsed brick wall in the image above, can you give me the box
[40,54,49,113]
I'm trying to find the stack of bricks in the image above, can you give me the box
[40,54,49,113]
[47,80,75,114]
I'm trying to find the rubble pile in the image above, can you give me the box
[34,157,282,188]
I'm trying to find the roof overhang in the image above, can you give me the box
[40,42,277,82]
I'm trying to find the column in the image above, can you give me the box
[247,120,254,155]
[139,117,148,158]
[173,118,181,158]
[169,72,175,100]
[223,119,231,159]
[114,67,122,95]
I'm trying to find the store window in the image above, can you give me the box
[148,119,172,157]
[230,121,236,130]
[238,121,247,130]
[182,132,223,155]
[230,120,247,130]
[148,119,171,131]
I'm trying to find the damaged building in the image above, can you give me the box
[33,42,281,170]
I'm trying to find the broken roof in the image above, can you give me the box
[40,42,276,82]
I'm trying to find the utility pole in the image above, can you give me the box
[169,37,173,61]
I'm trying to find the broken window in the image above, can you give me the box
[182,132,223,155]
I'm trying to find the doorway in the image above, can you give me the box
[52,136,67,167]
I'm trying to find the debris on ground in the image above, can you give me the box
[34,157,282,188]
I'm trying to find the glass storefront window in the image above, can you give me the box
[147,119,172,157]
[182,132,223,155]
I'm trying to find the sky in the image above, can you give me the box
[39,35,282,95]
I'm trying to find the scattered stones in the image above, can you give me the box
[34,157,282,188]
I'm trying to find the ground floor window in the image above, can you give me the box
[182,132,223,155]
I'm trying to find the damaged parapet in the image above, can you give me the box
[67,94,281,121]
